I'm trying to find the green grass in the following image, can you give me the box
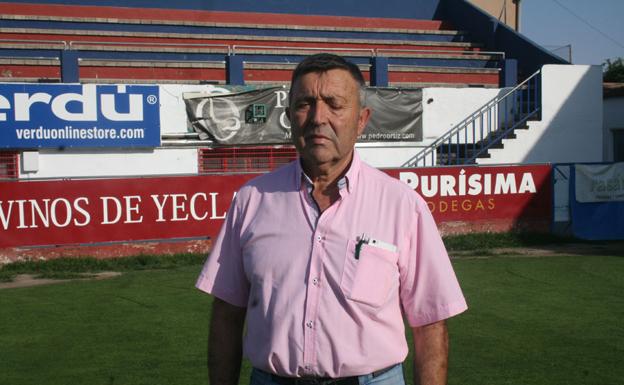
[0,266,211,385]
[447,255,624,385]
[1,250,623,384]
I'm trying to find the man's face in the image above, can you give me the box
[287,68,370,172]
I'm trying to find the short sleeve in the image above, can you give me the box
[398,196,468,327]
[195,194,250,307]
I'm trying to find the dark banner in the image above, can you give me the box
[363,88,422,141]
[184,87,422,145]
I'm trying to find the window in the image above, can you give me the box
[198,146,297,174]
[0,151,18,179]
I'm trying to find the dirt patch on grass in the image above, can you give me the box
[0,271,122,290]
[2,241,622,289]
[0,238,211,264]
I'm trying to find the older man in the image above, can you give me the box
[196,53,467,385]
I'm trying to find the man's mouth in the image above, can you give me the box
[306,134,330,143]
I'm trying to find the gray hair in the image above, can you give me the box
[289,53,367,107]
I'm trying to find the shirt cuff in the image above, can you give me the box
[196,275,249,308]
[406,298,468,327]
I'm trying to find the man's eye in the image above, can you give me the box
[295,102,310,109]
[325,98,345,110]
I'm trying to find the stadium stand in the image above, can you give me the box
[2,1,605,252]
[0,0,570,164]
[0,1,505,87]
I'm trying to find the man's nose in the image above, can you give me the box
[310,101,328,125]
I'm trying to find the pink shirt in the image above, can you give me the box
[196,153,467,378]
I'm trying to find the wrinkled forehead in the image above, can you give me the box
[289,69,361,102]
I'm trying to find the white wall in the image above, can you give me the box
[479,64,603,165]
[603,96,624,162]
[10,83,528,175]
[19,148,198,179]
[421,87,509,142]
[13,66,607,177]
[355,144,427,168]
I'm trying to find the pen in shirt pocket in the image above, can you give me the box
[354,233,368,259]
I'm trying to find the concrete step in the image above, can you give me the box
[0,29,484,52]
[0,3,457,32]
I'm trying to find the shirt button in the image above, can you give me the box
[316,235,322,242]
[306,321,314,328]
[312,277,319,286]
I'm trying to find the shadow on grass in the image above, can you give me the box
[443,232,624,257]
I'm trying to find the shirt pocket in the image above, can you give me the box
[341,240,400,308]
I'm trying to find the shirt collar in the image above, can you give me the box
[294,151,362,195]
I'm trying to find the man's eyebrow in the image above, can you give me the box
[321,94,347,103]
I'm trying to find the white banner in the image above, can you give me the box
[575,163,624,203]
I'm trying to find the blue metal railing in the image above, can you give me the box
[402,69,542,167]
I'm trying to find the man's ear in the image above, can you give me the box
[357,107,371,136]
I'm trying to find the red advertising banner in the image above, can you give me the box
[0,174,255,248]
[385,164,552,223]
[0,164,551,248]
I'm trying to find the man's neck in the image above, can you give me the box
[301,152,353,212]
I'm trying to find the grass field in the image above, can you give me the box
[1,246,623,384]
